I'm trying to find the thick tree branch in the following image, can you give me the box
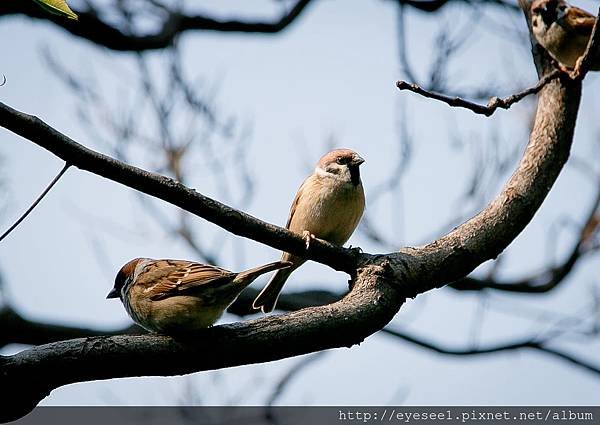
[0,307,143,349]
[4,292,598,378]
[0,0,314,51]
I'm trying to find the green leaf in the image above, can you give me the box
[32,0,78,20]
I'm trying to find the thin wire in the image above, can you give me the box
[0,163,70,243]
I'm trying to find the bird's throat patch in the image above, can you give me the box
[349,165,360,186]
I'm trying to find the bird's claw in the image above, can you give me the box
[568,57,584,80]
[349,245,363,254]
[302,230,316,250]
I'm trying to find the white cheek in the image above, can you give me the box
[314,166,330,179]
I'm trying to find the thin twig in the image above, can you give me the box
[396,69,560,116]
[382,327,600,375]
[570,7,600,80]
[266,352,327,407]
[0,163,70,243]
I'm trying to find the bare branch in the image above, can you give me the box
[396,70,560,117]
[0,0,314,52]
[392,0,519,12]
[0,0,521,53]
[0,306,142,349]
[0,164,70,243]
[3,292,598,379]
[382,328,600,375]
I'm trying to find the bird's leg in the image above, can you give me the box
[569,56,584,80]
[302,230,316,250]
[551,58,573,75]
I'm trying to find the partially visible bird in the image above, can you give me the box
[107,258,291,333]
[252,148,366,313]
[531,0,600,73]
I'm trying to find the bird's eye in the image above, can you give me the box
[336,157,345,165]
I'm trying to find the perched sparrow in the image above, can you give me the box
[531,0,600,72]
[107,258,291,333]
[252,148,366,313]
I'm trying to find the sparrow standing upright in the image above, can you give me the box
[531,0,600,72]
[252,148,366,313]
[107,258,291,333]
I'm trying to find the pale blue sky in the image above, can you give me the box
[1,0,599,405]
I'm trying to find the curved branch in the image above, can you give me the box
[450,188,600,292]
[0,0,314,51]
[4,291,598,379]
[382,328,600,375]
[395,0,519,12]
[0,0,520,53]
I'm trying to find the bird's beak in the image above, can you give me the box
[351,155,365,166]
[106,287,119,299]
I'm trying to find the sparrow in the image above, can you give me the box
[252,148,366,313]
[531,0,600,73]
[107,258,291,333]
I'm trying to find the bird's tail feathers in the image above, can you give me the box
[234,261,292,287]
[252,267,294,313]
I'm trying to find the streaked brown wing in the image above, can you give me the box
[562,7,596,37]
[285,177,308,229]
[138,260,235,301]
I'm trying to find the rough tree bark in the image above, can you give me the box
[0,2,593,421]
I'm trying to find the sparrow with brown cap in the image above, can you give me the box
[252,148,366,313]
[107,258,291,333]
